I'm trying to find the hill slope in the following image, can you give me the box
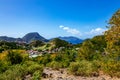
[57,36,83,44]
[0,36,23,42]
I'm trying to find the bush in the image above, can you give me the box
[68,61,95,76]
[0,60,8,73]
[61,60,70,68]
[68,62,80,74]
[92,60,101,72]
[23,61,43,74]
[47,61,62,70]
[27,63,43,74]
[0,47,4,53]
[39,54,52,65]
[6,51,23,65]
[32,70,42,80]
[0,64,27,80]
[0,61,43,80]
[101,60,120,77]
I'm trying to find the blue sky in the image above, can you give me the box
[0,0,120,39]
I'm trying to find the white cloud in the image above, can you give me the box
[86,28,106,35]
[59,25,81,36]
[59,25,64,28]
[59,25,107,38]
[63,27,69,30]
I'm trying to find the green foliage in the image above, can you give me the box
[0,61,43,80]
[78,40,95,60]
[32,70,41,80]
[105,9,120,53]
[47,60,70,69]
[27,62,43,74]
[68,61,95,76]
[6,51,23,65]
[39,54,52,65]
[30,40,45,47]
[78,35,106,61]
[0,41,27,50]
[47,61,62,70]
[0,64,26,80]
[50,38,69,48]
[68,62,80,73]
[0,47,4,53]
[61,60,70,68]
[91,35,106,52]
[25,61,43,79]
[53,53,62,62]
[101,60,120,77]
[64,51,76,62]
[0,60,8,73]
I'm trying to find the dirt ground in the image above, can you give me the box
[42,68,120,80]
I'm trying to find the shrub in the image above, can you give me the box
[53,54,62,62]
[39,54,52,65]
[92,60,101,72]
[68,61,94,76]
[6,51,23,65]
[68,62,80,74]
[0,47,4,53]
[27,63,43,74]
[101,60,120,77]
[32,70,42,80]
[47,61,62,70]
[61,60,70,68]
[23,61,43,74]
[0,60,8,73]
[0,64,26,80]
[0,61,43,80]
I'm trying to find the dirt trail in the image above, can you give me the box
[42,68,120,80]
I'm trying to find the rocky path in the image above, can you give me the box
[42,68,120,80]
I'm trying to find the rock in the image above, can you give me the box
[42,73,48,78]
[24,74,32,80]
[101,77,106,80]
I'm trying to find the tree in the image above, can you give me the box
[29,40,44,47]
[50,38,69,48]
[78,40,95,60]
[91,35,106,52]
[77,35,106,61]
[105,9,120,53]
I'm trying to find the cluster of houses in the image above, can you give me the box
[27,50,42,58]
[27,47,65,58]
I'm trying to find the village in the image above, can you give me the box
[27,47,65,58]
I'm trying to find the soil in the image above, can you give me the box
[41,67,120,80]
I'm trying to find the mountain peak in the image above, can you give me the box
[22,32,47,43]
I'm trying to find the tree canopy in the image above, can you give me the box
[105,9,120,53]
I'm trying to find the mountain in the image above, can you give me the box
[0,36,24,42]
[57,36,83,44]
[0,33,82,44]
[0,32,48,43]
[0,36,16,42]
[22,32,48,43]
